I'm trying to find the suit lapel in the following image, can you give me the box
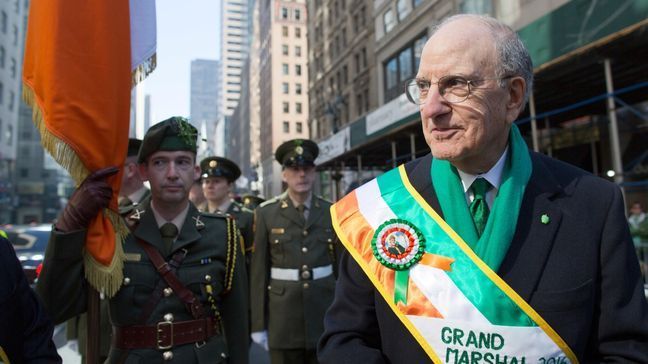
[305,197,323,229]
[172,204,202,253]
[404,154,444,219]
[497,153,564,302]
[279,192,304,227]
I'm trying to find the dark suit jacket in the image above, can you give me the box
[318,153,648,363]
[0,237,61,363]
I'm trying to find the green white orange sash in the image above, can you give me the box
[331,166,578,364]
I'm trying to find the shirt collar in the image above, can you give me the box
[217,199,233,213]
[288,193,312,210]
[457,145,509,193]
[150,201,190,233]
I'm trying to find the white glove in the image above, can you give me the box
[251,331,268,351]
[67,339,79,353]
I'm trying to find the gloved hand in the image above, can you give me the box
[56,166,119,232]
[251,330,269,351]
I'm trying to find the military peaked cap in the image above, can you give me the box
[275,139,319,167]
[138,117,198,163]
[127,138,142,157]
[200,156,241,182]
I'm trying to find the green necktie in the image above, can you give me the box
[160,222,178,255]
[469,178,491,237]
[296,204,306,225]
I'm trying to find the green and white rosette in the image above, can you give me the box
[372,218,425,304]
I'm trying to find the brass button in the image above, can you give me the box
[221,353,227,358]
[327,238,333,242]
[273,239,279,244]
[163,313,174,322]
[163,287,173,297]
[301,270,311,280]
[163,351,173,361]
[303,283,309,289]
[302,230,308,236]
[267,285,272,291]
[123,277,131,285]
[301,246,308,253]
[205,274,212,282]
[302,264,308,270]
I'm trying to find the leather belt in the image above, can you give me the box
[270,264,333,281]
[113,316,220,350]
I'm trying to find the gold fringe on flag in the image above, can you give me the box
[132,53,157,87]
[22,84,130,298]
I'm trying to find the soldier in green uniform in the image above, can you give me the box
[249,139,339,364]
[37,117,249,363]
[66,138,151,363]
[198,156,255,260]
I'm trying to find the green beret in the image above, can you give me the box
[127,138,142,157]
[200,156,241,182]
[138,117,198,163]
[275,139,319,167]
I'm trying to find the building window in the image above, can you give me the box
[283,121,290,133]
[1,11,6,34]
[342,65,348,85]
[296,83,302,95]
[281,7,289,19]
[295,64,302,76]
[356,92,363,116]
[0,46,4,68]
[295,46,301,57]
[361,47,367,69]
[0,82,3,105]
[413,0,423,7]
[397,0,410,21]
[383,33,428,102]
[282,26,289,37]
[460,0,493,15]
[296,102,302,114]
[282,63,289,75]
[282,82,289,94]
[6,124,12,146]
[8,91,14,111]
[295,27,301,38]
[294,9,301,21]
[296,122,303,133]
[283,102,289,113]
[12,25,17,45]
[383,9,395,33]
[282,45,289,55]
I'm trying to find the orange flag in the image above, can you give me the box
[22,0,155,296]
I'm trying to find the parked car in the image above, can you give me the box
[2,224,52,285]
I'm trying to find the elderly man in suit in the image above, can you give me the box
[318,14,648,363]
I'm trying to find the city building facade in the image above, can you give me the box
[258,0,310,197]
[191,59,220,157]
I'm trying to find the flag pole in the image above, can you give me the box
[86,286,101,364]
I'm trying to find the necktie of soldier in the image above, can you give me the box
[469,178,491,237]
[296,204,306,225]
[160,222,178,255]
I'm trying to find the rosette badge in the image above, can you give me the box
[372,219,425,270]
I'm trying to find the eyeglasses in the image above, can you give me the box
[404,75,514,105]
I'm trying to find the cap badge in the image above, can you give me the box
[209,160,217,168]
[295,146,304,155]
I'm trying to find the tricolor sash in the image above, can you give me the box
[331,165,578,364]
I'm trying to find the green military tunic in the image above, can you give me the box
[66,187,152,363]
[198,200,254,258]
[249,192,338,350]
[37,198,249,363]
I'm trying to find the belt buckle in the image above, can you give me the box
[300,269,312,280]
[156,321,174,350]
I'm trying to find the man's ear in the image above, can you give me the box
[193,165,201,181]
[138,163,149,181]
[505,77,526,123]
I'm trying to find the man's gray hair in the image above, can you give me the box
[431,14,534,104]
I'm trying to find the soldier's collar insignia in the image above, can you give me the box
[281,200,288,208]
[372,219,425,271]
[193,215,205,230]
[129,208,145,221]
